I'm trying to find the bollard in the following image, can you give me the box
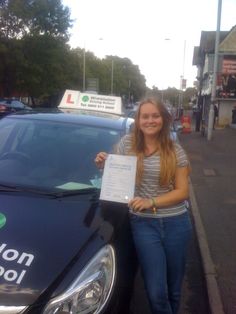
[181,115,191,133]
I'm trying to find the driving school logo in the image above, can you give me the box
[0,243,34,285]
[82,95,89,102]
[0,213,6,229]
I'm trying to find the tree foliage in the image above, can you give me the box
[20,35,72,97]
[98,56,146,100]
[146,86,197,108]
[0,0,194,105]
[0,0,72,40]
[0,0,73,98]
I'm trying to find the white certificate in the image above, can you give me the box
[100,154,137,203]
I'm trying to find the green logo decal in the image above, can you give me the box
[0,213,6,229]
[82,95,89,102]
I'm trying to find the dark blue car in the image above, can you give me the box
[0,98,32,118]
[0,107,137,314]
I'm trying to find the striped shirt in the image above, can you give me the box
[115,134,189,218]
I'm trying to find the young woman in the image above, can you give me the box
[95,97,192,314]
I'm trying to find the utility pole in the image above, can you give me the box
[207,0,222,140]
[111,59,114,95]
[83,44,86,91]
[182,40,186,79]
[178,40,186,118]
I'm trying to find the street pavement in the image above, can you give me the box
[179,121,236,314]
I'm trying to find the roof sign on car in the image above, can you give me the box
[59,89,123,115]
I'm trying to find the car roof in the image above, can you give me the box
[3,108,134,131]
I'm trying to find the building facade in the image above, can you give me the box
[193,25,236,127]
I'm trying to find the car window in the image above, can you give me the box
[10,100,25,108]
[1,100,25,109]
[0,118,121,192]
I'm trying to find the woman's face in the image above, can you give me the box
[138,102,163,137]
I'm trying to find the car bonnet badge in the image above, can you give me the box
[0,213,6,229]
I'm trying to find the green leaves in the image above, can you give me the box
[0,0,148,102]
[0,0,72,40]
[0,0,72,98]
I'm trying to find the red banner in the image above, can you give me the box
[222,59,236,74]
[217,57,236,99]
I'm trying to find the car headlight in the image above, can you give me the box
[43,245,116,314]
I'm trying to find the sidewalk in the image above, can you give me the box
[179,125,236,314]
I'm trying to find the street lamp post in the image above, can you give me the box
[178,40,186,118]
[94,37,113,94]
[111,59,114,95]
[81,38,115,95]
[207,0,222,140]
[82,38,104,92]
[83,44,86,91]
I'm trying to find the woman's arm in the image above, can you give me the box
[128,166,190,212]
[153,166,189,207]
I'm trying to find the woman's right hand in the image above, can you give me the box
[94,152,107,169]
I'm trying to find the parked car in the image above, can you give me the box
[0,106,137,313]
[0,98,32,118]
[127,109,137,119]
[124,103,134,109]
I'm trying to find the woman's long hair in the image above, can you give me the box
[130,97,176,187]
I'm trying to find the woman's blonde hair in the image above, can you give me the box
[130,97,176,186]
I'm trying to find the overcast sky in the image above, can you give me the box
[62,0,236,90]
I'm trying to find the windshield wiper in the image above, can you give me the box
[0,184,99,198]
[0,184,59,196]
[0,184,31,192]
[51,187,99,198]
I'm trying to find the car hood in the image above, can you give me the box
[0,192,108,307]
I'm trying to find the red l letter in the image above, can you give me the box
[66,94,74,104]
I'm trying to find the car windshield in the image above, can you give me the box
[0,117,121,193]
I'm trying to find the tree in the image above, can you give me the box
[183,87,197,106]
[64,47,84,91]
[0,0,72,97]
[99,56,146,100]
[0,1,148,101]
[0,0,72,40]
[20,35,72,103]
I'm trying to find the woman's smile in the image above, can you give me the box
[139,102,163,136]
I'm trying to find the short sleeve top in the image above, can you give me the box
[115,134,189,218]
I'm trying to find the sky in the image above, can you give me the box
[62,0,236,90]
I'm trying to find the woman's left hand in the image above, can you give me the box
[128,197,152,212]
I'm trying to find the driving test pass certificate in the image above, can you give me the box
[100,154,137,203]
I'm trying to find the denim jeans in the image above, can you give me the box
[129,212,192,314]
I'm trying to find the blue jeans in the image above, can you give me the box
[129,212,192,314]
